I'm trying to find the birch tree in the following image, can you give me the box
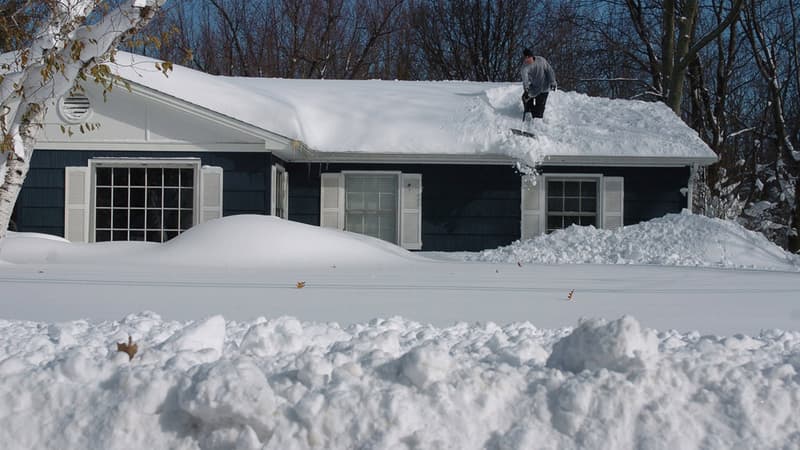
[0,0,168,238]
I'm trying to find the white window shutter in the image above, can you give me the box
[320,173,343,229]
[602,176,624,230]
[400,173,422,250]
[270,165,277,216]
[520,175,545,239]
[64,167,90,243]
[282,170,289,218]
[200,166,224,223]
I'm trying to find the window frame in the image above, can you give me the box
[341,170,402,245]
[88,158,202,243]
[543,173,603,233]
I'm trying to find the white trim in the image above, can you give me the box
[87,158,202,243]
[687,164,698,212]
[602,176,625,230]
[271,163,289,219]
[89,157,203,167]
[64,167,91,243]
[295,151,717,167]
[200,166,224,223]
[540,173,604,234]
[399,173,423,250]
[520,175,545,239]
[35,142,268,152]
[320,173,344,229]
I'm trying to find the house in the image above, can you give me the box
[13,52,717,251]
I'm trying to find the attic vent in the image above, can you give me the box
[58,94,92,123]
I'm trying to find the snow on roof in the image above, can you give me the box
[109,52,716,165]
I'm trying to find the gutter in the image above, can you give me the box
[289,149,719,168]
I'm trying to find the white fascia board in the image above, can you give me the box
[35,142,268,152]
[123,80,292,151]
[539,154,719,167]
[289,150,719,167]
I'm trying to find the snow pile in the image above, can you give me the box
[0,215,419,268]
[108,52,715,165]
[546,316,658,373]
[1,313,799,449]
[470,211,800,271]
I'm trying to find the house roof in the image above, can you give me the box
[105,52,717,166]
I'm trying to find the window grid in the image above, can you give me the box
[344,174,398,244]
[546,179,598,233]
[94,166,195,243]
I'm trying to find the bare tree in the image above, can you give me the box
[410,0,533,81]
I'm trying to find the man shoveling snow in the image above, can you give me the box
[513,48,557,138]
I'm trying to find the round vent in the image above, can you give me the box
[58,94,92,123]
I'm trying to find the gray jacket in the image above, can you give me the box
[520,56,556,97]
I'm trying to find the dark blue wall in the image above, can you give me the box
[287,163,691,251]
[17,151,691,251]
[17,150,271,237]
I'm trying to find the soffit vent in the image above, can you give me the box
[58,94,92,123]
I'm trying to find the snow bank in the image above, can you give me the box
[1,313,798,449]
[470,211,800,271]
[0,215,419,268]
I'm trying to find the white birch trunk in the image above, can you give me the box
[0,0,167,239]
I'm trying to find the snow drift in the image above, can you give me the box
[0,313,798,449]
[0,215,419,268]
[469,211,800,271]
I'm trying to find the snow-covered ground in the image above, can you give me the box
[1,214,800,449]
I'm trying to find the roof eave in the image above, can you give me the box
[123,80,294,151]
[287,150,719,167]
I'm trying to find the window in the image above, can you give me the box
[93,162,198,242]
[320,172,421,249]
[521,174,623,239]
[344,173,399,244]
[545,178,598,232]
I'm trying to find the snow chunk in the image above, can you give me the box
[177,357,277,443]
[158,315,226,360]
[546,316,658,373]
[400,344,452,388]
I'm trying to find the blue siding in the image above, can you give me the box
[287,163,691,251]
[16,150,272,237]
[16,151,691,251]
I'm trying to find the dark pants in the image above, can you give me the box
[524,92,549,119]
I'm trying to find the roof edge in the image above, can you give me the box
[289,150,718,167]
[122,80,294,150]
